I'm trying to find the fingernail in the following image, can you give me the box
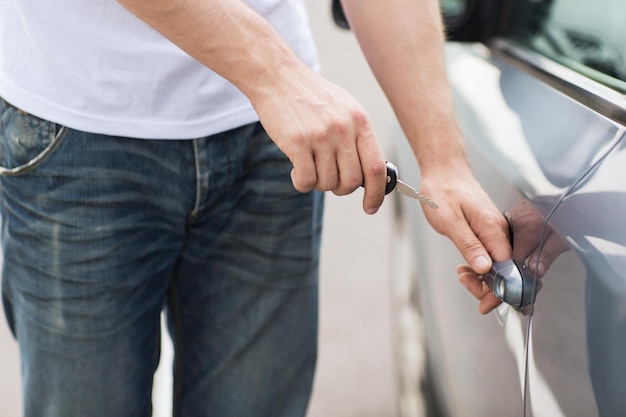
[473,255,490,271]
[366,207,378,215]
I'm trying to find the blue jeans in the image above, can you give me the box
[0,98,324,417]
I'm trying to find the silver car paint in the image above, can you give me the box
[395,40,626,416]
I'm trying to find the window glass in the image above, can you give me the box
[506,0,626,92]
[440,0,466,18]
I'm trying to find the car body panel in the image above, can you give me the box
[395,132,526,416]
[528,130,626,416]
[394,39,626,416]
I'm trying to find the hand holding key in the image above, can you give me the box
[373,161,438,208]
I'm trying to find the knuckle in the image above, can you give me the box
[299,176,317,191]
[461,239,484,256]
[317,179,338,192]
[351,108,370,127]
[368,160,387,178]
[329,118,350,138]
[333,177,361,196]
[347,175,363,190]
[291,170,316,192]
[310,127,329,145]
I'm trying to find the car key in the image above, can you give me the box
[384,162,439,209]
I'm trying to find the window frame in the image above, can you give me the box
[490,38,626,126]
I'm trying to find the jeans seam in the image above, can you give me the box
[191,139,202,216]
[0,125,68,177]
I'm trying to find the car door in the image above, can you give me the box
[393,0,626,416]
[497,1,626,416]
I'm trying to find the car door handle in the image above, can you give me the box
[484,260,538,310]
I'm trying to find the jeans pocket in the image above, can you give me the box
[0,98,67,176]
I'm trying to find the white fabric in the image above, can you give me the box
[0,0,319,139]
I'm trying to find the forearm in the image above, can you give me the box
[340,0,467,174]
[116,0,312,104]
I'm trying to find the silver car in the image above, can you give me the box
[332,0,626,416]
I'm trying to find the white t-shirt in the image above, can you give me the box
[0,0,319,139]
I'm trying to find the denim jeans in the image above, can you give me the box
[0,98,324,417]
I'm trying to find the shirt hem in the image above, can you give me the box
[0,81,261,140]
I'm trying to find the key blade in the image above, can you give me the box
[395,180,439,209]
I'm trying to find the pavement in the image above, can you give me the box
[0,290,20,416]
[303,3,400,417]
[0,2,401,416]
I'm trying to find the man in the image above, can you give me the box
[0,0,510,416]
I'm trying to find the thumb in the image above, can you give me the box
[448,214,511,274]
[454,225,493,274]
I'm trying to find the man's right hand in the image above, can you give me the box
[249,67,388,215]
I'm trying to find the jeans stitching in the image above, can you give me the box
[0,124,68,177]
[191,139,202,216]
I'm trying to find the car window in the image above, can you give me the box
[505,0,626,92]
[440,0,466,17]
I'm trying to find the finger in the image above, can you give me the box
[479,293,502,315]
[471,208,512,264]
[290,154,317,193]
[448,218,494,275]
[458,265,502,314]
[456,205,511,273]
[457,265,492,299]
[312,151,339,192]
[361,158,386,214]
[332,150,362,196]
[355,126,386,214]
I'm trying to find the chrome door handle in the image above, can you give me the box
[484,260,537,310]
